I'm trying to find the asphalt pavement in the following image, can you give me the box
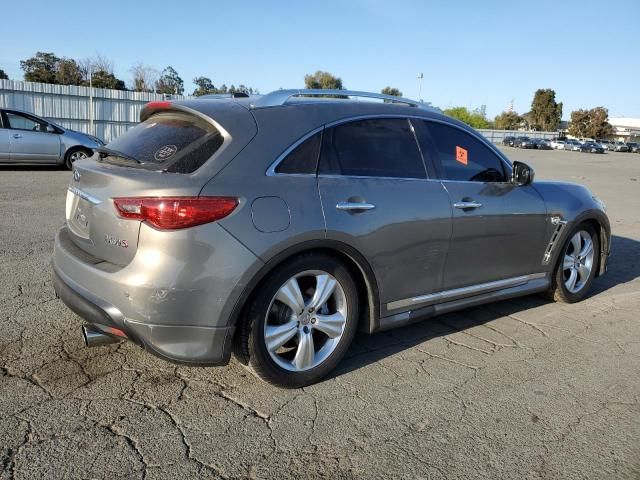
[1,148,639,479]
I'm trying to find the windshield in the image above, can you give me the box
[103,111,224,173]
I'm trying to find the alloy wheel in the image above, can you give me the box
[264,270,347,372]
[562,230,595,294]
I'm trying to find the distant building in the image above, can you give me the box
[609,118,640,142]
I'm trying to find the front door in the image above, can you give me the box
[0,115,9,161]
[416,120,548,290]
[317,118,453,314]
[5,111,60,162]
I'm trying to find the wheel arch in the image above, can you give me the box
[554,211,610,278]
[228,240,381,338]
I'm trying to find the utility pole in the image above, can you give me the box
[417,73,424,101]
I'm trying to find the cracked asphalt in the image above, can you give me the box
[1,148,639,479]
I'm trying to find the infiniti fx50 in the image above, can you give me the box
[53,90,610,387]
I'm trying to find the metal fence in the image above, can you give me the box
[0,79,188,143]
[478,129,557,144]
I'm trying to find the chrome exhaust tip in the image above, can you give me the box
[82,325,121,347]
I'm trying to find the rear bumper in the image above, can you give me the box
[52,223,263,365]
[53,265,234,365]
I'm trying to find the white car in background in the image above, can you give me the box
[550,139,566,150]
[564,139,582,151]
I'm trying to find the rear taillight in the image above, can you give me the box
[113,196,238,230]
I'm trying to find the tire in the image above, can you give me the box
[237,253,359,388]
[544,223,599,303]
[64,148,91,170]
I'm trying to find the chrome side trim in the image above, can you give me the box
[386,273,548,311]
[251,89,435,110]
[542,215,568,264]
[266,114,513,179]
[68,186,101,205]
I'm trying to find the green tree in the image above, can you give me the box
[20,52,59,83]
[192,76,216,96]
[0,69,8,80]
[304,70,343,90]
[494,111,522,130]
[443,106,490,129]
[155,66,184,95]
[56,58,83,85]
[568,107,613,139]
[529,89,563,131]
[381,86,402,97]
[88,70,126,90]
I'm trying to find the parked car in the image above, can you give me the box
[612,142,629,152]
[53,89,611,387]
[550,139,566,150]
[625,142,640,153]
[579,142,605,154]
[503,136,516,147]
[596,139,612,150]
[533,139,552,150]
[514,136,536,148]
[0,109,103,169]
[564,139,582,151]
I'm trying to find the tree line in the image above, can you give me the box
[1,51,257,96]
[0,60,615,138]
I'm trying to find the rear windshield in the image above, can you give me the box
[102,111,224,173]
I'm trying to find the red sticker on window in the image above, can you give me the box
[456,146,468,165]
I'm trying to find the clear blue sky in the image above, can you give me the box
[2,0,638,119]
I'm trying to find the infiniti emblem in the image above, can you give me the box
[73,169,82,182]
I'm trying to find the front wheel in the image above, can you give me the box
[545,224,599,303]
[238,253,359,388]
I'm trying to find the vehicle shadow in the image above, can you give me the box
[330,234,639,379]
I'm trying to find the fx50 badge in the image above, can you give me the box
[105,234,128,248]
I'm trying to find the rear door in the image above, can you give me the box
[5,111,61,162]
[317,117,452,314]
[416,120,547,290]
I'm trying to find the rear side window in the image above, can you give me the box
[275,131,321,174]
[104,111,224,173]
[420,121,507,182]
[319,118,426,179]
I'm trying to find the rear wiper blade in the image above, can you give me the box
[96,146,141,164]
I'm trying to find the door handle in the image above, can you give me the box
[12,134,22,139]
[336,201,376,211]
[453,201,482,209]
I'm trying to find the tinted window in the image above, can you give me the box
[275,131,321,174]
[319,118,426,179]
[6,112,47,132]
[422,121,507,182]
[104,111,224,173]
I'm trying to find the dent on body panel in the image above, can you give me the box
[122,223,260,327]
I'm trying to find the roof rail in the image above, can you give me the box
[250,89,431,110]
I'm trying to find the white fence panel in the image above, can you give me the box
[0,79,189,142]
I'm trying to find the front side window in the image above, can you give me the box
[6,112,47,132]
[421,121,507,182]
[319,118,426,179]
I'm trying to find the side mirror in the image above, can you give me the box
[46,125,56,133]
[512,161,534,186]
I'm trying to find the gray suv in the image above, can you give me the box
[53,90,611,387]
[0,108,103,169]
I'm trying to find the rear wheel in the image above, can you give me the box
[545,224,599,303]
[238,253,359,388]
[64,148,91,170]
